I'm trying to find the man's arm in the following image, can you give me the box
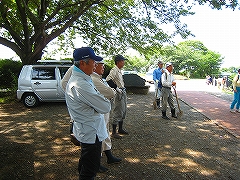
[61,65,73,91]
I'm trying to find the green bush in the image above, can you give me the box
[0,59,22,91]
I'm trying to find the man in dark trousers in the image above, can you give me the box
[65,47,111,179]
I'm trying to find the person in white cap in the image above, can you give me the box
[90,60,122,171]
[161,62,177,119]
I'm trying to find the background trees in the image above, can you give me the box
[0,0,238,65]
[160,40,223,78]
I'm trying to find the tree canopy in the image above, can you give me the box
[0,0,238,65]
[160,40,223,78]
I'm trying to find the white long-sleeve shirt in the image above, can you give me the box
[161,70,174,88]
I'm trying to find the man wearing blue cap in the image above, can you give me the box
[65,47,111,179]
[106,55,128,139]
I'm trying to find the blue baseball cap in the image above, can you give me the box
[73,47,103,61]
[114,54,127,62]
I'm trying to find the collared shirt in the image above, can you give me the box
[90,72,116,100]
[65,66,110,143]
[106,66,125,88]
[161,69,174,88]
[153,68,163,82]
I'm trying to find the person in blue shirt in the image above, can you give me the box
[153,61,164,108]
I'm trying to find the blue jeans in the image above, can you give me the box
[230,87,240,110]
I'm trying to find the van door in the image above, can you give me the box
[31,67,58,100]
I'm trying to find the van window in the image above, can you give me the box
[59,67,71,79]
[32,67,55,80]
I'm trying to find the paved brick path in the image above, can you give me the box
[175,79,240,138]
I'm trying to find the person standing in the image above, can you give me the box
[90,60,122,168]
[153,61,164,108]
[230,68,240,113]
[106,55,128,139]
[161,62,177,120]
[65,47,111,179]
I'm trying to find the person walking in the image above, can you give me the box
[230,68,240,113]
[161,62,177,120]
[65,47,111,179]
[90,60,122,170]
[106,54,128,139]
[153,61,164,108]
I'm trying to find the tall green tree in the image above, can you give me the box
[0,0,238,65]
[161,40,223,78]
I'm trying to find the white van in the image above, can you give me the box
[17,60,72,107]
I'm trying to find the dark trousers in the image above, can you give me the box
[78,136,102,180]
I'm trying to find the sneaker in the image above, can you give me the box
[236,109,240,113]
[230,109,235,113]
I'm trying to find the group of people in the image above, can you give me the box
[61,47,128,179]
[153,61,177,120]
[60,46,239,179]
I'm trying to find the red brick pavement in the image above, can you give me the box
[177,91,240,138]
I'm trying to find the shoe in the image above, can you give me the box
[118,129,129,135]
[107,156,122,164]
[162,115,170,120]
[236,109,240,113]
[111,133,122,139]
[172,115,177,118]
[98,165,108,173]
[230,109,235,113]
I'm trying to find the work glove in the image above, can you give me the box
[116,87,123,94]
[155,80,159,83]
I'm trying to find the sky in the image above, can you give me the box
[174,4,240,68]
[1,4,240,68]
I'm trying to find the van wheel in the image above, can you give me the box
[22,93,39,107]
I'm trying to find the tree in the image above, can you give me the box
[161,40,223,78]
[0,0,238,65]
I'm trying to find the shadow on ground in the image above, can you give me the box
[0,91,239,180]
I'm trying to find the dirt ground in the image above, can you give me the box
[0,90,240,180]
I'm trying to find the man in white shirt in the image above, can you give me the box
[161,62,177,120]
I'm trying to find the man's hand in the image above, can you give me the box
[155,80,159,83]
[172,81,176,86]
[116,87,123,94]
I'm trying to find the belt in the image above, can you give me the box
[162,86,171,89]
